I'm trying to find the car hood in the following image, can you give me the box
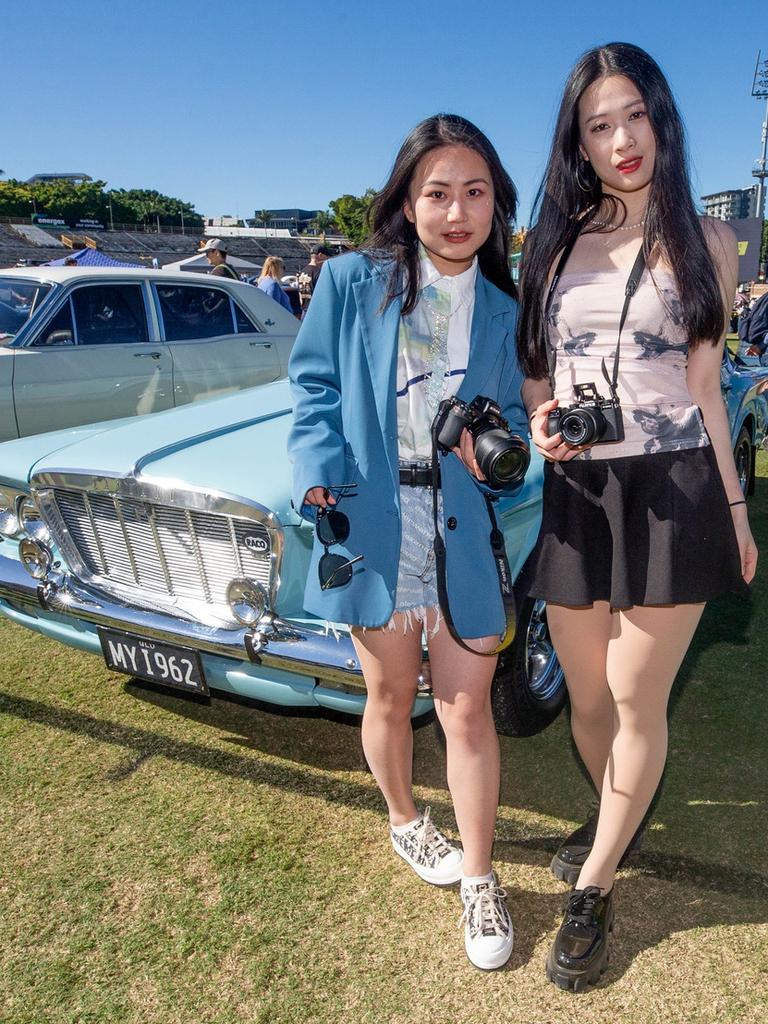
[23,381,299,522]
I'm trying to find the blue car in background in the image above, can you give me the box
[0,351,764,738]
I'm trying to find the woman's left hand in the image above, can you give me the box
[731,505,758,584]
[452,428,486,481]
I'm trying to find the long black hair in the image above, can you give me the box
[365,114,518,314]
[518,42,726,379]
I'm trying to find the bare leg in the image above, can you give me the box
[428,626,500,877]
[578,602,705,892]
[351,618,422,826]
[547,602,614,794]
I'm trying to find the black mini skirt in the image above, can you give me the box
[527,445,747,608]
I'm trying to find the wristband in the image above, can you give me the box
[728,499,746,508]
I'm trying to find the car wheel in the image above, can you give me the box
[491,597,567,737]
[734,426,753,497]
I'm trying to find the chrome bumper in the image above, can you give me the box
[0,552,365,691]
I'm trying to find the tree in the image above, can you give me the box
[510,227,527,255]
[309,210,334,241]
[107,189,202,229]
[329,189,376,247]
[257,210,273,231]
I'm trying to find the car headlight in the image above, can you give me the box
[0,488,22,537]
[18,495,51,544]
[227,578,268,626]
[19,538,53,579]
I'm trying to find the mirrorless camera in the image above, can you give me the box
[432,395,530,488]
[546,382,625,447]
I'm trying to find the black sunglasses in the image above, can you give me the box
[316,488,364,590]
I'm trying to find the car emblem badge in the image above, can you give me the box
[243,534,268,553]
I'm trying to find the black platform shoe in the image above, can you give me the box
[550,809,644,885]
[546,885,613,992]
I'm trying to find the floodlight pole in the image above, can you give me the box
[752,52,768,221]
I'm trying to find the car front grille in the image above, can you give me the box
[44,486,275,621]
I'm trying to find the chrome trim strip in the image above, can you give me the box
[84,491,110,573]
[111,494,140,583]
[185,508,211,602]
[0,555,365,692]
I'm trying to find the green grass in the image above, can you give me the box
[1,458,767,1023]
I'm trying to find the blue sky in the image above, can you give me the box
[3,0,766,225]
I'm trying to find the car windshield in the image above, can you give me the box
[0,278,53,341]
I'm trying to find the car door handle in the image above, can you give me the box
[249,341,272,348]
[134,351,162,359]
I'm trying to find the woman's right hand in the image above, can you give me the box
[303,486,337,508]
[529,398,583,462]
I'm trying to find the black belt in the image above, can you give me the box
[399,463,440,487]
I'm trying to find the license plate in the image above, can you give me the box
[98,628,209,695]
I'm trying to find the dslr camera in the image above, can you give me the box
[432,395,530,489]
[546,382,625,448]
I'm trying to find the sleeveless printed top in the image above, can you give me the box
[547,266,709,460]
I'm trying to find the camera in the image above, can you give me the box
[432,395,530,489]
[546,382,625,447]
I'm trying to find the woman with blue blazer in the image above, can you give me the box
[288,115,527,971]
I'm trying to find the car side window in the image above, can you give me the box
[234,302,263,334]
[156,285,235,341]
[71,285,149,346]
[34,300,75,347]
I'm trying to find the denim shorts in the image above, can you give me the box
[389,484,443,635]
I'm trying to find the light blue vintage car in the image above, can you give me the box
[0,382,565,737]
[0,349,764,738]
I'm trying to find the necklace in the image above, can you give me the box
[590,217,646,232]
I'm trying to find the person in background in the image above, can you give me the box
[199,238,240,280]
[257,257,295,315]
[297,244,331,316]
[745,291,768,364]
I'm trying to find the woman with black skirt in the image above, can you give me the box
[518,42,757,991]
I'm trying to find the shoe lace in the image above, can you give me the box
[411,807,454,865]
[565,885,602,926]
[459,881,510,938]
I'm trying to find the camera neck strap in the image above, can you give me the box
[544,232,647,402]
[430,443,517,657]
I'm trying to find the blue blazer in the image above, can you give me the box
[288,251,527,637]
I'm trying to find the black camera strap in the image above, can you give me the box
[604,243,646,400]
[544,232,647,402]
[430,441,516,656]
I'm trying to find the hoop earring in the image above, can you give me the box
[575,160,595,193]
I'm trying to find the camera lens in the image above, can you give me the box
[474,429,530,487]
[559,407,606,447]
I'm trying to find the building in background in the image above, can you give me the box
[701,186,758,221]
[25,173,93,186]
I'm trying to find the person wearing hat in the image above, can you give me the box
[297,244,331,315]
[199,238,240,280]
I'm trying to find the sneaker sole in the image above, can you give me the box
[391,838,463,886]
[465,935,514,971]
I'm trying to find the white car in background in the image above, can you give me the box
[0,267,299,441]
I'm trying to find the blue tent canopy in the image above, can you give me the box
[45,247,143,268]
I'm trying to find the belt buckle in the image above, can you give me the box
[409,463,418,486]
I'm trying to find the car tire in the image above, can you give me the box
[734,425,753,497]
[491,596,567,737]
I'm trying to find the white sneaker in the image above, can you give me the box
[390,807,464,885]
[459,873,514,970]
